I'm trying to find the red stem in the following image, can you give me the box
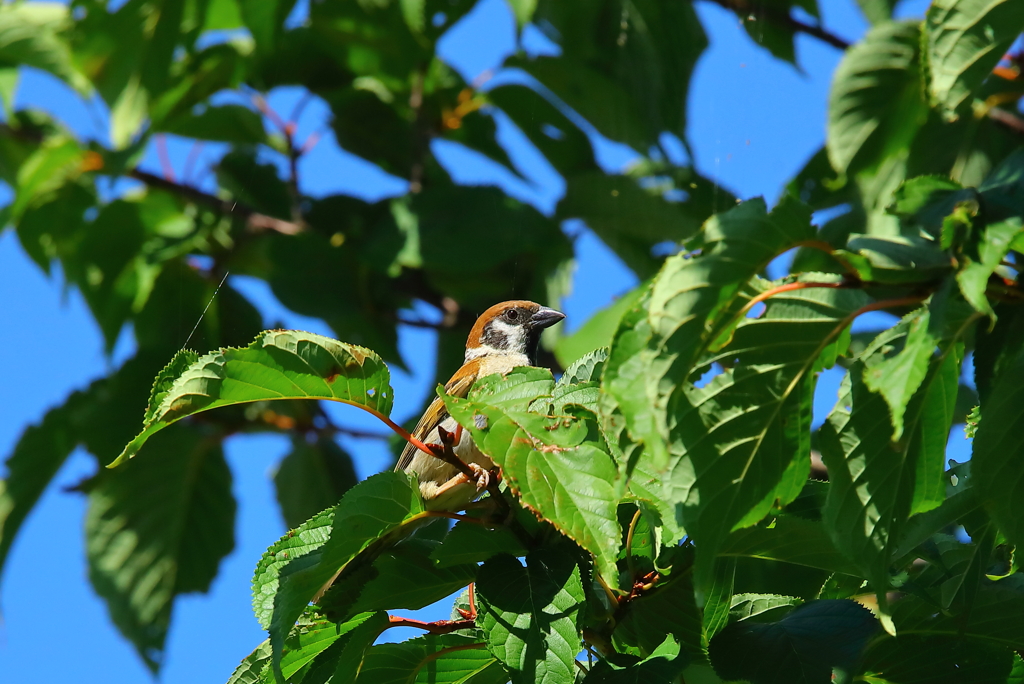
[386,616,476,634]
[156,135,175,182]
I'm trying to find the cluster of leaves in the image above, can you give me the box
[2,0,1024,681]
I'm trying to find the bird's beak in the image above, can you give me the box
[530,306,566,330]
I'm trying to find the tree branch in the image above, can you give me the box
[128,169,304,235]
[705,0,852,51]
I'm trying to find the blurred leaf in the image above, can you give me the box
[557,171,718,278]
[274,436,358,530]
[0,2,88,91]
[86,426,235,671]
[925,0,1024,118]
[524,0,706,151]
[486,84,596,175]
[476,549,584,684]
[162,103,267,144]
[555,288,642,369]
[217,148,292,219]
[888,175,976,238]
[707,599,878,684]
[828,21,927,175]
[729,594,803,622]
[239,0,297,55]
[856,0,897,24]
[111,330,395,466]
[11,136,85,221]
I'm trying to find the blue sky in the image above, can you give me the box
[0,0,971,681]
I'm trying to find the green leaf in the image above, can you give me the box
[274,436,358,530]
[355,633,506,684]
[972,351,1024,550]
[556,172,711,278]
[228,610,380,684]
[892,575,1024,648]
[583,636,688,683]
[863,306,937,440]
[0,3,88,92]
[11,136,84,220]
[0,393,83,581]
[729,593,803,622]
[701,557,737,648]
[606,196,819,479]
[612,562,702,660]
[239,0,297,54]
[86,426,235,671]
[331,611,391,681]
[827,21,927,175]
[161,104,267,144]
[855,0,897,24]
[430,520,527,568]
[956,218,1021,317]
[111,330,395,467]
[720,515,862,576]
[259,472,425,666]
[476,549,585,684]
[558,347,609,386]
[838,234,953,284]
[888,175,976,238]
[445,392,621,583]
[926,0,1024,118]
[707,600,878,684]
[820,318,966,603]
[523,0,706,152]
[660,277,867,586]
[555,288,642,369]
[862,635,1015,684]
[321,538,476,620]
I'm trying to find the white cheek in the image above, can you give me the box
[491,319,526,349]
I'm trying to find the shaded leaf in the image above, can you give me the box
[476,549,584,684]
[356,633,505,684]
[827,21,927,175]
[274,436,358,530]
[431,520,527,568]
[86,426,235,671]
[707,599,878,684]
[926,0,1024,117]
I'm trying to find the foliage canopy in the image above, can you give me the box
[3,0,1024,682]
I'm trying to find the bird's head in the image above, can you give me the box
[465,300,565,364]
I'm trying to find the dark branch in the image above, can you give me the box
[705,0,852,51]
[128,169,305,235]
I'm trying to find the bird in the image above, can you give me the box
[395,300,565,511]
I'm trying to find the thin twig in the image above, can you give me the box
[155,134,176,181]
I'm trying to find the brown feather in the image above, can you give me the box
[465,300,540,348]
[394,358,483,472]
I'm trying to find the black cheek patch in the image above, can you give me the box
[481,325,510,350]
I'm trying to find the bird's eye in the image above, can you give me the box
[505,309,520,322]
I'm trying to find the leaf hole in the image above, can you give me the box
[366,388,376,397]
[694,362,725,389]
[747,301,766,318]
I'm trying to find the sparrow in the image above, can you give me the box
[396,300,565,511]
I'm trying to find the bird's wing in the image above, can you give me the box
[395,358,482,472]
